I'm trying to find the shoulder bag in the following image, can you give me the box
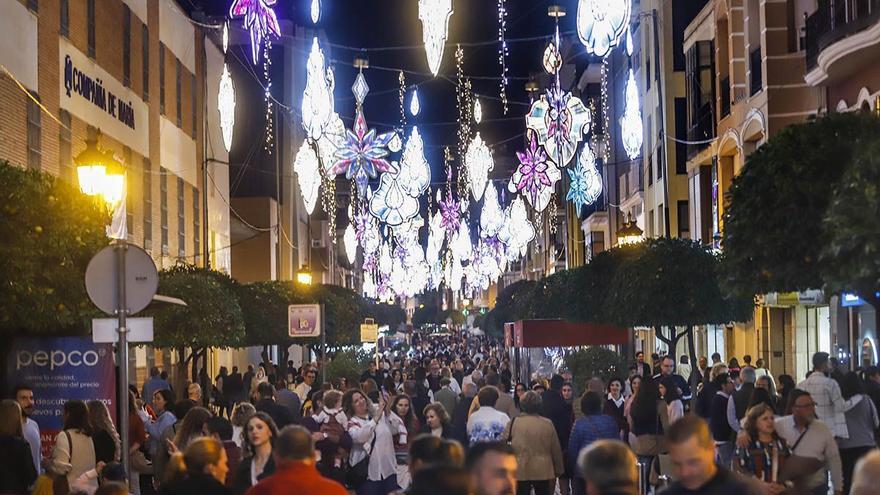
[52,430,73,495]
[346,422,378,489]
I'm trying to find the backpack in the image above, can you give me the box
[320,413,347,444]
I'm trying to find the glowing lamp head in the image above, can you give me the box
[76,134,125,204]
[296,265,314,286]
[617,213,644,246]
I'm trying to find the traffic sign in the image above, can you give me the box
[85,245,158,315]
[92,317,154,343]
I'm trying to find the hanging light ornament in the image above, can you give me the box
[310,0,320,23]
[526,88,591,168]
[498,196,535,256]
[397,127,431,197]
[576,0,631,57]
[498,0,509,114]
[229,0,281,64]
[418,0,454,76]
[620,68,643,159]
[438,192,461,234]
[426,209,445,264]
[410,88,421,117]
[542,42,562,75]
[343,221,358,264]
[480,182,504,237]
[509,132,560,212]
[451,219,473,261]
[218,24,235,152]
[302,38,334,142]
[567,145,603,214]
[378,241,393,275]
[465,99,493,200]
[293,141,321,214]
[369,165,419,226]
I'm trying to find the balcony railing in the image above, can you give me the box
[720,76,731,117]
[749,47,763,96]
[806,0,880,70]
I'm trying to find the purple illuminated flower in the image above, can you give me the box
[438,194,461,234]
[510,133,559,211]
[229,0,282,64]
[331,108,396,198]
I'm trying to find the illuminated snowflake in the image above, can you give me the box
[576,0,631,58]
[229,0,282,64]
[331,108,397,198]
[526,88,591,168]
[510,133,560,212]
[567,146,603,214]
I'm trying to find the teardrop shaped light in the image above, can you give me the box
[410,88,421,117]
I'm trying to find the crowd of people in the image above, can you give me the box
[4,334,880,495]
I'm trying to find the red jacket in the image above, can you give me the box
[245,460,347,495]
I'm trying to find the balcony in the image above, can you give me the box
[806,0,880,82]
[749,47,763,96]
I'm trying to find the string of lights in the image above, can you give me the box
[498,0,509,115]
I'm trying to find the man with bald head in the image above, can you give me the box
[245,425,346,495]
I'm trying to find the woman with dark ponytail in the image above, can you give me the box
[159,437,231,495]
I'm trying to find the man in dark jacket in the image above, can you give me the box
[255,382,296,429]
[226,366,244,406]
[541,375,573,456]
[452,383,478,448]
[709,373,735,468]
[243,365,255,400]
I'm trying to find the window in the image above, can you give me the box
[143,158,153,251]
[177,177,186,257]
[123,6,131,87]
[176,60,182,128]
[191,74,197,136]
[674,98,687,174]
[27,0,37,13]
[646,57,651,90]
[59,110,72,181]
[87,0,96,58]
[27,95,41,171]
[60,0,69,37]
[677,200,690,238]
[142,25,149,101]
[656,145,663,180]
[160,169,168,254]
[193,186,200,264]
[647,154,653,186]
[159,43,165,114]
[123,147,133,239]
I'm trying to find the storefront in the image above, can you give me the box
[832,294,879,370]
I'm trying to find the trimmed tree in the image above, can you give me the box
[0,161,109,337]
[723,113,880,296]
[822,140,880,331]
[483,279,538,338]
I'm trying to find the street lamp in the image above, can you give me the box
[76,132,125,205]
[296,264,313,286]
[617,212,644,245]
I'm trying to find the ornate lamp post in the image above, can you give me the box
[616,212,644,245]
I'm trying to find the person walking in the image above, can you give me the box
[254,383,296,430]
[0,400,37,494]
[733,403,790,493]
[142,367,171,407]
[244,425,347,495]
[604,378,627,441]
[204,416,242,489]
[568,392,620,495]
[13,384,41,475]
[451,383,477,447]
[434,378,459,420]
[710,373,736,468]
[728,366,757,434]
[576,440,639,495]
[797,352,848,439]
[49,400,98,493]
[837,371,879,493]
[232,412,279,495]
[658,376,684,424]
[87,400,121,464]
[159,437,231,495]
[502,391,563,495]
[344,390,398,495]
[466,442,517,495]
[420,403,454,438]
[467,387,511,445]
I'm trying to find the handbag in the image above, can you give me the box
[506,417,516,445]
[346,425,378,488]
[52,430,73,495]
[131,449,153,474]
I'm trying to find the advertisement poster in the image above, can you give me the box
[7,337,116,458]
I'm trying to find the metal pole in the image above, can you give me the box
[114,240,131,480]
[321,303,327,385]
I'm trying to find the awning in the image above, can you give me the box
[504,319,629,348]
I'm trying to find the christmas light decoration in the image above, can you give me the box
[451,219,473,261]
[426,210,445,264]
[575,0,631,58]
[369,171,419,226]
[229,0,282,65]
[526,88,591,168]
[626,28,634,56]
[498,196,535,256]
[398,127,431,197]
[510,132,560,212]
[379,241,393,274]
[498,0,509,114]
[352,72,370,106]
[398,71,407,127]
[474,98,483,124]
[567,145,603,214]
[438,192,461,234]
[218,64,235,152]
[302,37,334,142]
[410,88,421,117]
[620,68,643,160]
[388,133,402,153]
[332,108,397,197]
[418,0,454,77]
[317,113,344,172]
[480,182,504,237]
[465,133,493,200]
[262,40,274,152]
[542,42,562,75]
[344,221,357,264]
[310,0,320,24]
[293,140,321,214]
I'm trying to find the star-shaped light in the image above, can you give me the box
[438,193,461,234]
[331,108,397,197]
[567,145,603,214]
[509,133,560,212]
[229,0,282,64]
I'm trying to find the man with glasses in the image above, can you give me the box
[709,373,736,467]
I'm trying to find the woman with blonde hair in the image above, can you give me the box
[160,437,231,495]
[733,403,790,492]
[420,403,453,438]
[87,400,121,463]
[0,399,37,494]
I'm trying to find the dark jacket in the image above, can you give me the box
[697,381,719,418]
[0,435,37,494]
[255,398,296,429]
[160,473,233,495]
[541,388,573,450]
[732,383,755,421]
[226,372,244,400]
[245,461,347,495]
[93,428,117,463]
[709,392,734,442]
[233,455,276,495]
[451,394,474,447]
[275,389,302,424]
[418,422,454,439]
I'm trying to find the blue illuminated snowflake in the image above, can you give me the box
[567,146,603,214]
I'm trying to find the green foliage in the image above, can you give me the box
[412,304,443,327]
[0,161,109,336]
[723,113,880,296]
[364,300,406,329]
[237,280,301,347]
[149,265,246,349]
[606,238,752,327]
[821,140,880,303]
[325,348,372,386]
[564,346,629,385]
[484,279,538,337]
